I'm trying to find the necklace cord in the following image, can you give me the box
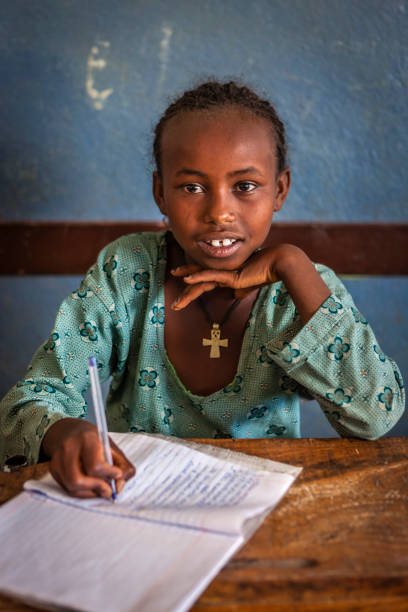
[197,296,240,326]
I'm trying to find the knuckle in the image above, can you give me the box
[67,474,88,491]
[125,463,136,478]
[79,428,98,443]
[95,483,112,499]
[60,428,97,452]
[65,481,84,495]
[87,464,104,478]
[59,437,73,453]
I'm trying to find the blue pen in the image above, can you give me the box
[88,356,117,502]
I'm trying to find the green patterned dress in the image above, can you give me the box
[0,231,405,466]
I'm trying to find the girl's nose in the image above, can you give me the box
[202,190,236,225]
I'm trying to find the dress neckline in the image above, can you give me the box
[156,231,267,402]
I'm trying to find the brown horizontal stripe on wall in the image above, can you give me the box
[0,221,406,275]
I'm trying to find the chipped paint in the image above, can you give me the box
[156,26,173,95]
[85,42,113,110]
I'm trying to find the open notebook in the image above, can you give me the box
[0,433,301,612]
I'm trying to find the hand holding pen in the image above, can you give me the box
[40,361,135,500]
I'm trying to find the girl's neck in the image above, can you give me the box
[163,231,260,396]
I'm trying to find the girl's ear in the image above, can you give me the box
[274,167,291,212]
[153,171,167,215]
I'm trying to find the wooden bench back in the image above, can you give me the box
[1,221,407,275]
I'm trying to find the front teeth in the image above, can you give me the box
[208,239,236,247]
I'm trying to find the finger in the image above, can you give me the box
[88,460,123,481]
[183,269,242,288]
[171,264,202,277]
[51,456,114,499]
[172,281,218,310]
[58,441,115,499]
[116,478,126,494]
[70,489,102,499]
[67,473,114,499]
[65,483,117,499]
[64,461,114,499]
[79,434,123,481]
[111,444,136,481]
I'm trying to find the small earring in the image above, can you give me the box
[162,216,169,227]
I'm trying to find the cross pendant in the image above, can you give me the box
[202,323,228,358]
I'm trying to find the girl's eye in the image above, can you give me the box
[183,184,204,194]
[235,181,257,193]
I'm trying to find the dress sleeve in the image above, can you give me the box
[265,266,405,439]
[0,241,130,467]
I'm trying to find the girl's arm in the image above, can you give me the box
[0,239,135,495]
[171,244,330,323]
[172,245,405,439]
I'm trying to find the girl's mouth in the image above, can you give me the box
[197,238,242,258]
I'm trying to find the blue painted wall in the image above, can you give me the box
[1,0,407,221]
[1,0,407,435]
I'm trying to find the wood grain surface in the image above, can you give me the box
[0,437,407,611]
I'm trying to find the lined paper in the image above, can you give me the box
[0,433,301,612]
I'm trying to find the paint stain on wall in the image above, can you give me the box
[156,26,173,96]
[86,41,114,110]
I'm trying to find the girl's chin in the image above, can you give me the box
[188,252,249,271]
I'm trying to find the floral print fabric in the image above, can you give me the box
[0,231,405,466]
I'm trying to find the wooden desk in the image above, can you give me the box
[0,437,407,611]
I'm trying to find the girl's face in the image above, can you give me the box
[153,107,290,270]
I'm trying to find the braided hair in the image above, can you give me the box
[153,80,287,177]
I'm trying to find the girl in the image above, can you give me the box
[0,80,404,498]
